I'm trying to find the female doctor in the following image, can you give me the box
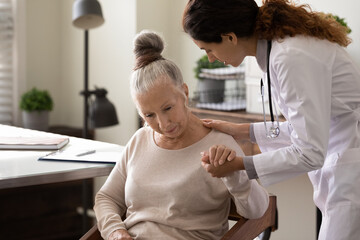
[182,0,360,239]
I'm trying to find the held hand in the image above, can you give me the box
[109,229,133,240]
[201,145,236,167]
[201,155,244,178]
[202,119,250,141]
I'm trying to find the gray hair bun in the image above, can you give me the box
[134,30,165,70]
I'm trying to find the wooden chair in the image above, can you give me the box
[80,195,277,240]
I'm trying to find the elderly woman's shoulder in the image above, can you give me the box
[210,129,245,155]
[210,129,236,142]
[133,126,152,138]
[126,126,152,145]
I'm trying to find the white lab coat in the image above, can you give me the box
[252,36,360,240]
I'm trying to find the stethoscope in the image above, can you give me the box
[260,40,280,138]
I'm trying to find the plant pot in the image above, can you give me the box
[22,111,49,131]
[197,78,225,103]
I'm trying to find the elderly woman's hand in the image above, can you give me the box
[201,155,244,178]
[200,145,244,178]
[109,229,133,240]
[202,144,236,167]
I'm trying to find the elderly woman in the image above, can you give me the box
[94,30,269,240]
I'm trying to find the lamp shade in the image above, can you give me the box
[89,89,119,128]
[72,0,104,29]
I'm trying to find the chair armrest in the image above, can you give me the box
[222,195,277,240]
[79,224,103,240]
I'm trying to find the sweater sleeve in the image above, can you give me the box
[94,147,129,240]
[219,133,269,219]
[221,170,269,219]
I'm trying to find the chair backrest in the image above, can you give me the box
[80,195,277,240]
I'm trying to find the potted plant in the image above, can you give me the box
[20,87,53,131]
[329,14,352,34]
[318,13,352,34]
[194,55,229,103]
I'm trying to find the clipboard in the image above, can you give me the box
[38,149,121,164]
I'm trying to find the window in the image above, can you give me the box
[0,0,14,125]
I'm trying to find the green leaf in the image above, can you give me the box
[19,87,53,112]
[194,54,229,80]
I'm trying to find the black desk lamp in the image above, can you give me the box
[72,0,118,139]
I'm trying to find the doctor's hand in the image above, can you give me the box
[109,229,133,240]
[202,119,251,142]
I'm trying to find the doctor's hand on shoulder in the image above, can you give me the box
[201,145,244,178]
[202,119,251,141]
[109,229,133,240]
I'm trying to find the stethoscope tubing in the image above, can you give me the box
[260,40,280,138]
[266,40,275,123]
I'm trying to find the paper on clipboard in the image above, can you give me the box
[38,148,122,164]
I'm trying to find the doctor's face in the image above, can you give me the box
[135,76,189,139]
[193,34,255,67]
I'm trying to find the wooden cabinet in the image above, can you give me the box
[0,180,91,240]
[190,107,266,124]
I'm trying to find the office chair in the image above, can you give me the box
[80,195,277,240]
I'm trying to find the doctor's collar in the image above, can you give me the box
[256,39,268,72]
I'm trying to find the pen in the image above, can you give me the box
[76,150,96,157]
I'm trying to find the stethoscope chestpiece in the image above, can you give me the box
[268,125,280,139]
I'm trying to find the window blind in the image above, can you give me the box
[0,0,13,125]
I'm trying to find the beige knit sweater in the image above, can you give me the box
[94,127,269,240]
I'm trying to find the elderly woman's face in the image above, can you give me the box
[136,77,189,139]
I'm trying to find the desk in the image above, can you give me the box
[0,124,122,239]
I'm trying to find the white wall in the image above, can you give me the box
[23,0,360,145]
[23,1,359,239]
[135,0,203,97]
[25,0,62,123]
[306,0,360,65]
[25,0,137,146]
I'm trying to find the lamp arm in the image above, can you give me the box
[80,88,107,98]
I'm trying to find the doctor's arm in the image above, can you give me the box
[202,119,251,142]
[200,122,276,179]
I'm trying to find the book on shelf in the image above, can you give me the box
[0,136,70,150]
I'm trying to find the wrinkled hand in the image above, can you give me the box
[204,144,236,167]
[109,229,133,240]
[200,145,243,178]
[202,119,250,141]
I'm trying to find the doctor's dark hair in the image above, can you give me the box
[131,30,184,97]
[183,0,351,47]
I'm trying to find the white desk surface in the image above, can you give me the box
[0,124,123,190]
